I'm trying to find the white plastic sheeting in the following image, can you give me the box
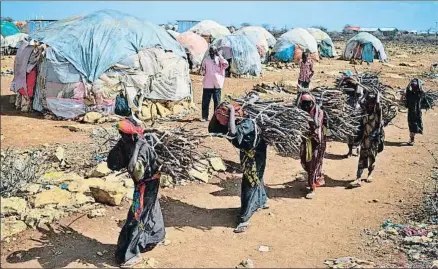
[1,33,28,48]
[167,30,180,40]
[306,28,337,57]
[343,32,388,61]
[276,28,318,53]
[235,26,276,47]
[188,20,231,40]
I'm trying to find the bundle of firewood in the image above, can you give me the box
[231,92,311,156]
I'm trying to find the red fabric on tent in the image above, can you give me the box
[18,68,37,98]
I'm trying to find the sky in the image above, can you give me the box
[1,1,437,31]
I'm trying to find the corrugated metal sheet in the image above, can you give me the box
[379,28,397,32]
[359,28,378,32]
[177,20,199,33]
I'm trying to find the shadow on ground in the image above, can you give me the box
[6,224,117,268]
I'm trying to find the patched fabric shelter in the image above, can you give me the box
[343,32,388,62]
[204,35,261,77]
[1,21,20,37]
[177,31,208,70]
[234,26,276,61]
[273,28,319,62]
[11,10,192,119]
[306,28,337,58]
[188,20,231,42]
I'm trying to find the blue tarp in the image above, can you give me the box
[362,42,374,63]
[273,39,294,62]
[1,21,20,37]
[30,10,186,82]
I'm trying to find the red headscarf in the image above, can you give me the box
[214,102,244,126]
[116,118,144,137]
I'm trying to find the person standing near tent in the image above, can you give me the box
[208,101,269,233]
[298,51,314,89]
[200,46,229,121]
[405,78,424,146]
[298,93,327,199]
[107,117,165,268]
[349,93,384,188]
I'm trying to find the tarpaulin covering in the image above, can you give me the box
[306,28,337,57]
[177,31,208,69]
[234,28,269,57]
[276,28,318,54]
[343,32,388,61]
[188,20,231,40]
[209,35,261,76]
[167,29,180,40]
[30,9,187,82]
[234,26,275,49]
[1,33,28,48]
[273,39,294,62]
[1,21,20,37]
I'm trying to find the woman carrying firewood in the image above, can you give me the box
[208,102,269,233]
[349,92,384,188]
[298,93,328,199]
[405,78,424,146]
[107,117,165,268]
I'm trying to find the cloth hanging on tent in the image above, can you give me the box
[10,42,33,93]
[362,43,374,63]
[18,67,37,98]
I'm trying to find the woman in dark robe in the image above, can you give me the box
[297,93,327,199]
[208,102,268,233]
[405,78,424,145]
[107,118,165,268]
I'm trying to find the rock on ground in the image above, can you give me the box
[91,162,111,177]
[1,217,27,240]
[87,208,106,218]
[188,169,209,183]
[208,157,226,172]
[0,197,27,216]
[90,182,127,206]
[83,112,102,123]
[54,146,65,162]
[32,188,72,208]
[23,208,66,228]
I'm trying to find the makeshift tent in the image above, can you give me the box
[1,33,28,49]
[306,28,337,58]
[343,32,388,62]
[235,26,276,47]
[273,28,319,62]
[205,35,261,77]
[167,29,180,40]
[11,9,191,119]
[188,20,231,41]
[234,26,276,61]
[1,21,20,37]
[177,31,208,70]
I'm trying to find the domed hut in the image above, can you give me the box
[272,28,319,62]
[204,35,261,77]
[177,31,208,71]
[343,32,388,62]
[11,10,192,120]
[1,21,20,37]
[188,20,231,44]
[234,26,276,61]
[306,28,337,58]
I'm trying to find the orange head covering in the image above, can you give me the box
[214,102,244,126]
[116,118,144,137]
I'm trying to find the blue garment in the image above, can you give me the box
[362,43,374,63]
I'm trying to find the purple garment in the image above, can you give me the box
[10,41,34,93]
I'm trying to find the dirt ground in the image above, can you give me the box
[1,43,438,268]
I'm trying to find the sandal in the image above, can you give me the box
[348,181,362,189]
[120,256,142,268]
[234,222,249,233]
[305,191,315,199]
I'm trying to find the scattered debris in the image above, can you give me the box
[239,259,255,268]
[87,208,107,218]
[324,257,375,268]
[258,245,270,252]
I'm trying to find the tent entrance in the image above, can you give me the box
[361,42,374,63]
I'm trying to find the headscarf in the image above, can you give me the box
[214,101,244,126]
[407,78,423,92]
[116,117,144,137]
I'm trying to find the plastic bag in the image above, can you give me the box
[46,97,86,119]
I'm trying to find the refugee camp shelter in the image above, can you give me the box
[1,21,20,37]
[234,26,276,61]
[343,32,388,62]
[188,20,231,43]
[272,28,319,62]
[306,28,337,58]
[27,20,57,34]
[1,33,28,53]
[167,29,180,39]
[378,27,398,37]
[11,9,192,119]
[177,31,208,70]
[205,35,261,77]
